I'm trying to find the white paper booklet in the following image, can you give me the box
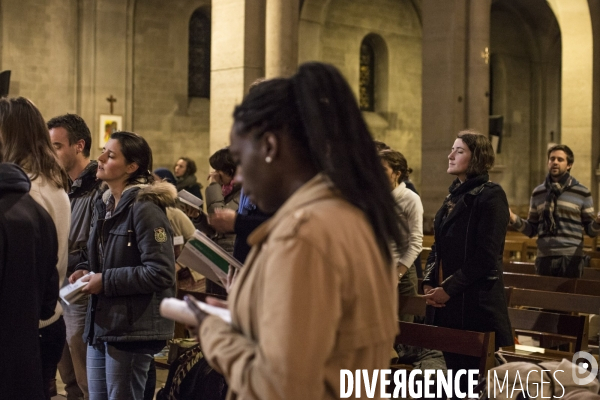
[160,297,231,325]
[60,271,95,305]
[177,230,243,287]
[178,189,204,210]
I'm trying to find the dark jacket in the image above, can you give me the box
[233,191,271,262]
[67,160,102,277]
[0,163,58,399]
[79,182,176,344]
[176,174,203,200]
[423,177,513,349]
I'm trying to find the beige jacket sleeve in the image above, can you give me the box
[200,237,342,399]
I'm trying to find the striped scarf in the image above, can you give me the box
[540,172,577,237]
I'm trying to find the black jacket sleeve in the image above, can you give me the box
[103,201,176,296]
[422,242,438,289]
[40,218,59,320]
[234,212,271,238]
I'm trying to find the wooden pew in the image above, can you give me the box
[507,288,600,315]
[507,307,589,351]
[398,294,426,317]
[503,261,600,280]
[499,309,589,363]
[394,321,496,377]
[503,272,576,293]
[503,239,528,262]
[422,235,435,248]
[501,287,600,363]
[503,261,535,275]
[503,272,600,296]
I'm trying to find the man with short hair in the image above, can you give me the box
[49,114,101,400]
[509,144,600,277]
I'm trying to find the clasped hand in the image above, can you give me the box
[422,285,449,307]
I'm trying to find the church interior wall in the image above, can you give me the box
[133,0,211,186]
[490,0,561,213]
[1,0,599,216]
[0,0,79,121]
[299,0,422,190]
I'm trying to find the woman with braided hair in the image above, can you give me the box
[186,62,402,399]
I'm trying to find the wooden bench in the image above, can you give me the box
[507,307,589,350]
[503,261,600,280]
[393,321,496,377]
[398,294,426,317]
[503,239,528,262]
[507,287,600,315]
[499,310,589,364]
[503,261,535,275]
[503,272,600,295]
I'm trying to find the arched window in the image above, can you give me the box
[189,8,211,98]
[359,39,375,111]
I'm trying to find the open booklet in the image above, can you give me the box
[177,230,243,287]
[177,189,204,210]
[160,297,231,325]
[59,271,95,305]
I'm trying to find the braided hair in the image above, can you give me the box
[232,62,401,264]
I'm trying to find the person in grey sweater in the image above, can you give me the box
[509,144,600,277]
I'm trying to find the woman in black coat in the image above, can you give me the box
[423,130,513,392]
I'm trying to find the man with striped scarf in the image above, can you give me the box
[509,144,600,277]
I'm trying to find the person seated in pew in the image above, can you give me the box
[508,144,600,278]
[423,130,514,396]
[185,62,402,399]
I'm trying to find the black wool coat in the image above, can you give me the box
[423,179,514,349]
[0,163,58,399]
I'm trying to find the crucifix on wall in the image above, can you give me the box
[99,95,122,148]
[106,95,117,114]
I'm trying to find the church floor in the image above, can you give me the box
[50,367,169,399]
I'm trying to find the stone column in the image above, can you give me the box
[547,0,594,189]
[466,0,491,131]
[420,0,491,226]
[265,0,299,78]
[210,0,265,154]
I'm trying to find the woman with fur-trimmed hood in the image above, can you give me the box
[70,131,176,400]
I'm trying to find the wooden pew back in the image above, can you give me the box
[503,272,600,296]
[395,321,496,377]
[507,308,589,351]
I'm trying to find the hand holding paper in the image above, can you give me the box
[60,271,95,305]
[160,296,231,327]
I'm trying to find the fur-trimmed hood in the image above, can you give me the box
[136,181,177,208]
[101,181,177,209]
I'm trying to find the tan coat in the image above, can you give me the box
[200,174,398,400]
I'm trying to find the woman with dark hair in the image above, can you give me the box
[69,131,176,400]
[174,156,203,199]
[185,62,401,399]
[0,96,70,398]
[422,130,513,393]
[379,149,423,320]
[188,147,242,255]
